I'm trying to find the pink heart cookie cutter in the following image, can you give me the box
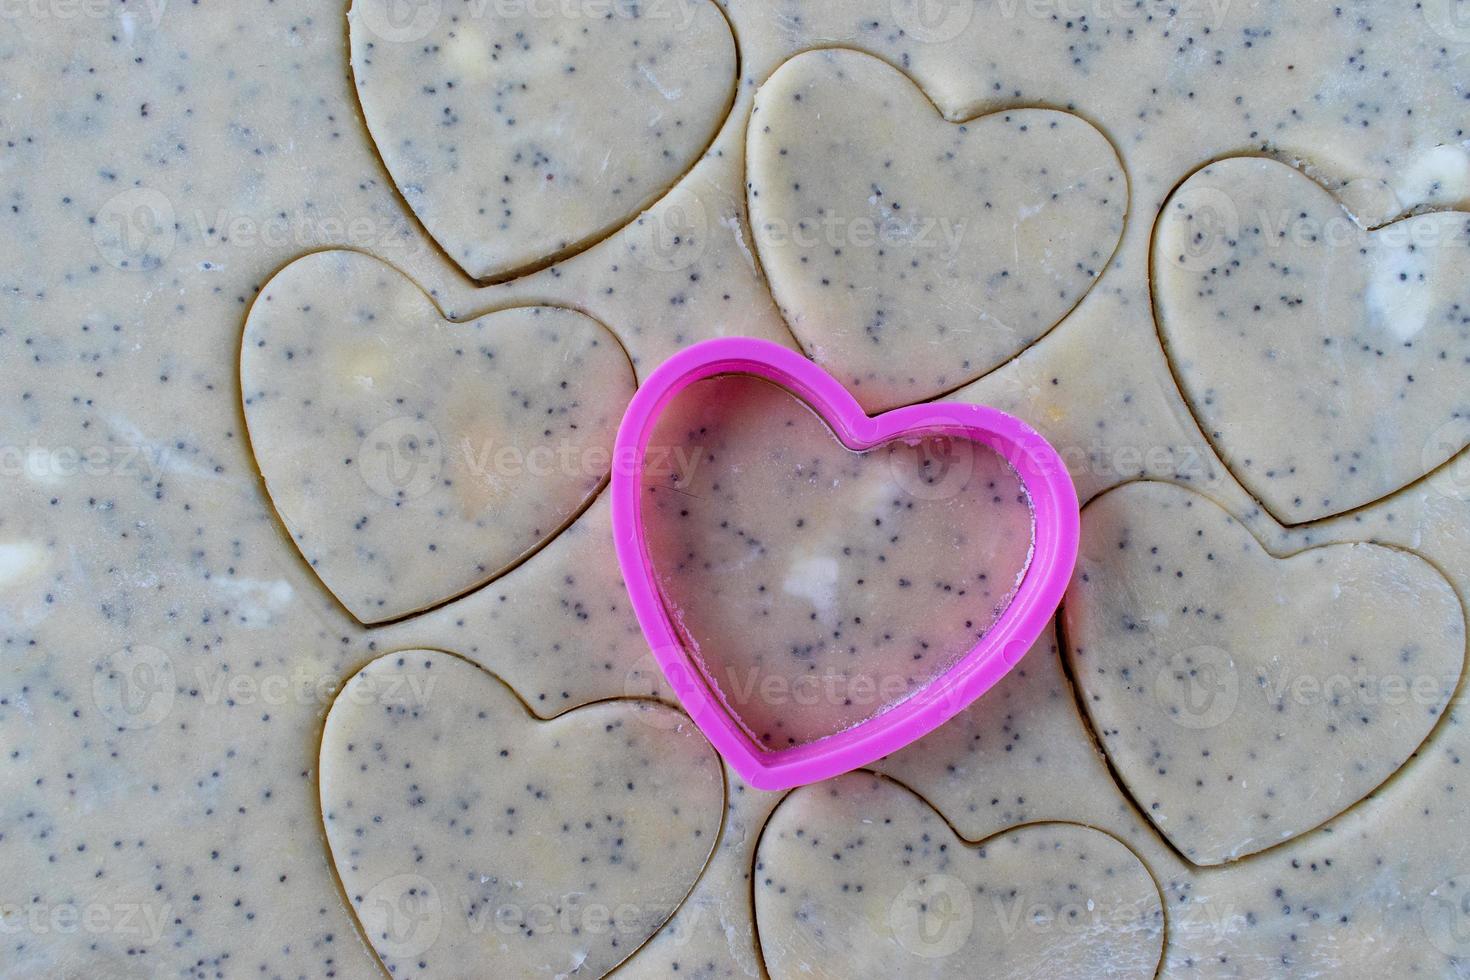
[611,338,1079,791]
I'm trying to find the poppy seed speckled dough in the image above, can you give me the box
[1062,481,1464,865]
[241,250,635,623]
[748,49,1127,411]
[1155,157,1470,524]
[5,1,1470,978]
[348,0,737,281]
[754,772,1165,980]
[640,373,1035,748]
[320,650,723,979]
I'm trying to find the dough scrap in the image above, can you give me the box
[242,250,633,623]
[349,0,737,281]
[319,650,723,979]
[754,772,1164,980]
[1154,157,1470,524]
[747,48,1126,411]
[1062,481,1464,865]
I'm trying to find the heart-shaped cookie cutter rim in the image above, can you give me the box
[611,337,1079,790]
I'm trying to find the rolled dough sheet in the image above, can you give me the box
[2,2,1469,979]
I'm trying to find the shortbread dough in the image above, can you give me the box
[1062,481,1463,865]
[349,0,737,281]
[5,2,1470,979]
[755,773,1164,979]
[641,374,1033,747]
[747,49,1126,411]
[1155,157,1470,524]
[241,250,634,623]
[319,649,723,979]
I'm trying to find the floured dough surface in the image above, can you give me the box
[1157,705,1470,979]
[349,0,737,280]
[641,373,1034,747]
[754,773,1164,979]
[319,650,723,979]
[241,250,634,623]
[747,49,1126,410]
[5,2,1470,979]
[1155,157,1470,523]
[1062,481,1463,865]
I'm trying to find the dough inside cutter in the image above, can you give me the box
[640,373,1035,748]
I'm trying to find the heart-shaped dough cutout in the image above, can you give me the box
[1154,156,1470,524]
[747,49,1126,411]
[1062,481,1464,865]
[320,650,723,979]
[241,250,634,623]
[755,773,1164,979]
[640,373,1036,750]
[349,0,737,281]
